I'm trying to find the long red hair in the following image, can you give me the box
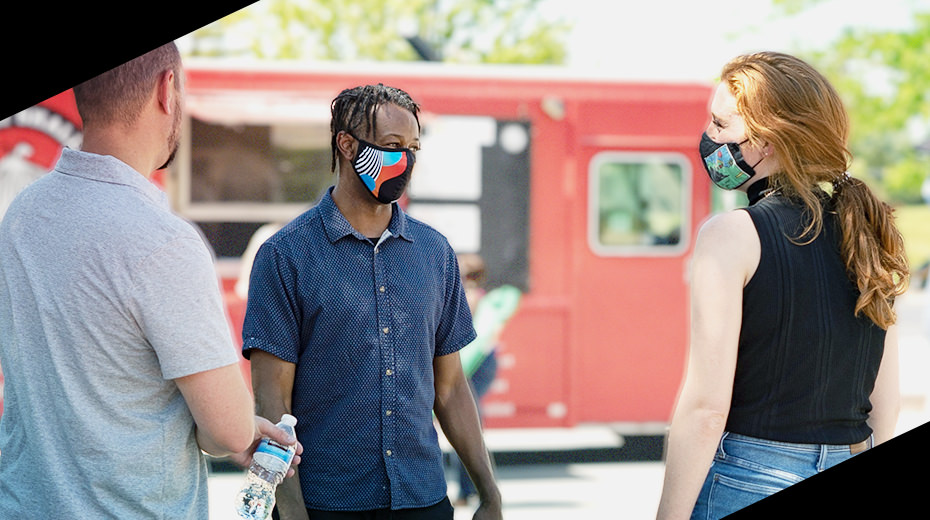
[721,52,908,329]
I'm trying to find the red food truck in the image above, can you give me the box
[1,60,719,432]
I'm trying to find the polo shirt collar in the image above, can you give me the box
[319,187,412,244]
[55,148,169,208]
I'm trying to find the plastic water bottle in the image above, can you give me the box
[235,414,298,520]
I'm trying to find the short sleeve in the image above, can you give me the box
[241,241,302,363]
[434,245,477,356]
[131,236,238,380]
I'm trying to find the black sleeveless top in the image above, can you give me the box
[724,180,886,445]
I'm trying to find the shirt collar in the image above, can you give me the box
[746,176,774,206]
[55,148,169,208]
[319,187,412,244]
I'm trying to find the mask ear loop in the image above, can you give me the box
[738,138,768,169]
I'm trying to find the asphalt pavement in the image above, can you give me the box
[208,285,930,520]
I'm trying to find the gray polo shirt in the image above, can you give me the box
[0,148,239,519]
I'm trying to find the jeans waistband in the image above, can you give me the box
[724,432,873,455]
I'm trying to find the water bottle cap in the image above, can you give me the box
[281,414,297,427]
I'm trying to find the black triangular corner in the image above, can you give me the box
[1,1,259,120]
[725,421,930,518]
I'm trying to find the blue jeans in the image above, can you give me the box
[690,432,872,520]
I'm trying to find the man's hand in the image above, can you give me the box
[472,495,503,520]
[227,415,303,478]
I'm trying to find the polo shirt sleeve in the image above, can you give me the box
[434,245,477,357]
[240,241,302,363]
[131,235,239,380]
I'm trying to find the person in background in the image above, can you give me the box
[243,83,502,520]
[656,51,908,520]
[0,42,299,519]
[236,222,285,301]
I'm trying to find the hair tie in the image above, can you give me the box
[832,171,852,192]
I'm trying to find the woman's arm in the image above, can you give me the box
[656,210,759,520]
[868,322,901,444]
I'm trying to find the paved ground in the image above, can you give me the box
[208,285,930,519]
[209,459,667,520]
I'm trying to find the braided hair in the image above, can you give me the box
[329,83,421,172]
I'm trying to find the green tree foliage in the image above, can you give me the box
[772,0,930,203]
[813,13,930,203]
[186,0,569,65]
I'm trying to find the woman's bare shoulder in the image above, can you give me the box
[696,209,756,245]
[694,209,760,282]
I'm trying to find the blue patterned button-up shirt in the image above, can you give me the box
[242,188,476,511]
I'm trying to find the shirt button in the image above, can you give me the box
[386,450,392,456]
[385,410,392,416]
[379,286,386,293]
[382,327,390,334]
[385,369,393,376]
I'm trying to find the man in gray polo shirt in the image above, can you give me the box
[0,42,298,519]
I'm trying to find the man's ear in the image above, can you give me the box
[335,131,357,163]
[156,70,178,116]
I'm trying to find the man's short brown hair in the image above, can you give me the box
[73,42,182,128]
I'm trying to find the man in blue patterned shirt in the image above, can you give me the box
[242,84,502,520]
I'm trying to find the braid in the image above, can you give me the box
[329,83,421,172]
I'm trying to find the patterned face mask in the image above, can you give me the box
[351,137,416,204]
[699,132,762,190]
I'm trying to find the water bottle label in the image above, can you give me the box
[254,439,295,467]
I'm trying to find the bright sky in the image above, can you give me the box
[545,0,927,82]
[183,0,928,87]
